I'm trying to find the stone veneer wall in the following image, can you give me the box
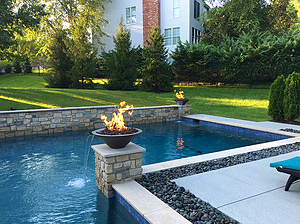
[0,105,190,138]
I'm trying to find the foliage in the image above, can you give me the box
[170,29,300,86]
[102,18,139,90]
[284,72,300,121]
[0,0,46,53]
[268,0,298,35]
[141,25,174,92]
[268,75,285,120]
[43,0,109,46]
[44,29,73,88]
[66,16,97,89]
[172,41,204,83]
[201,0,271,45]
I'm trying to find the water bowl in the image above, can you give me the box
[91,128,142,149]
[174,98,190,105]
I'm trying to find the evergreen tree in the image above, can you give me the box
[44,29,73,88]
[66,16,97,89]
[268,75,285,120]
[141,25,174,92]
[103,18,139,90]
[284,72,300,121]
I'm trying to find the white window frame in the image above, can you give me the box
[164,27,180,46]
[192,27,201,44]
[126,6,136,25]
[194,0,200,20]
[173,0,179,18]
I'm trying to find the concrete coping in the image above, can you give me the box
[0,105,118,114]
[185,114,300,138]
[0,104,191,115]
[92,142,146,157]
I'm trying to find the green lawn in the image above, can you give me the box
[0,73,272,121]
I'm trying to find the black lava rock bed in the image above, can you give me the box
[137,141,300,224]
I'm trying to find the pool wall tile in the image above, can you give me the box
[114,190,150,224]
[182,117,289,140]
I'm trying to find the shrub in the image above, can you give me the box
[141,25,173,92]
[268,75,285,120]
[102,18,139,91]
[44,29,73,88]
[284,72,300,121]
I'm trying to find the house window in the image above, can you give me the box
[192,27,201,43]
[164,29,172,46]
[173,27,180,45]
[194,0,200,19]
[173,0,179,17]
[164,27,180,46]
[126,6,136,24]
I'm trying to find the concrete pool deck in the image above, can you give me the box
[113,115,300,224]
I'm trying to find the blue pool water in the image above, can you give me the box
[0,121,284,223]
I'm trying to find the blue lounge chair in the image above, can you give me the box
[270,156,300,191]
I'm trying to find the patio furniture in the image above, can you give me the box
[270,156,300,191]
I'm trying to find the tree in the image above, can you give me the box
[0,0,46,54]
[201,0,270,45]
[43,0,109,45]
[268,0,298,35]
[66,16,97,89]
[284,72,300,121]
[141,25,174,92]
[44,29,73,88]
[268,75,286,120]
[102,18,139,90]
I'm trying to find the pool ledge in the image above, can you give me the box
[113,180,191,224]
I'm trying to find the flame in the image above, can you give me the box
[174,90,185,99]
[100,101,134,131]
[176,138,184,150]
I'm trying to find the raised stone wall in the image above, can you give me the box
[0,105,190,138]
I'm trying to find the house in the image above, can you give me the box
[93,0,209,54]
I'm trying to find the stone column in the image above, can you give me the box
[92,143,146,198]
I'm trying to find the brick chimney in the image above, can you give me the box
[143,0,161,45]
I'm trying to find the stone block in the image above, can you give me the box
[50,124,56,129]
[113,162,123,169]
[62,110,72,116]
[5,133,15,138]
[15,131,25,136]
[17,125,26,131]
[116,173,122,181]
[53,113,62,118]
[33,126,43,132]
[38,130,49,135]
[136,159,142,168]
[51,118,60,123]
[123,160,131,167]
[130,168,142,176]
[130,152,142,160]
[105,164,113,174]
[10,125,16,131]
[116,155,129,162]
[25,130,33,136]
[130,161,136,169]
[53,127,64,133]
[0,127,10,132]
[72,126,79,131]
[103,173,115,183]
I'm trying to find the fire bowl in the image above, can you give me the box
[174,98,190,105]
[92,128,142,149]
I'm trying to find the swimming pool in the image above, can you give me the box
[0,121,288,223]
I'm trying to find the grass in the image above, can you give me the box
[0,73,272,121]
